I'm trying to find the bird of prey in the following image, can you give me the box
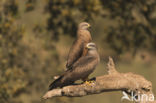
[49,43,100,90]
[66,22,92,70]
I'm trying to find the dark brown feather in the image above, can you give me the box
[49,46,100,90]
[66,29,92,69]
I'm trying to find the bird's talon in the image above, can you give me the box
[84,81,90,84]
[90,81,94,83]
[84,80,94,85]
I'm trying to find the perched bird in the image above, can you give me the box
[66,22,92,70]
[49,43,100,90]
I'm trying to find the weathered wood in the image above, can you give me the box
[43,57,155,103]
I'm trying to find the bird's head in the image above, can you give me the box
[86,42,97,50]
[78,22,91,30]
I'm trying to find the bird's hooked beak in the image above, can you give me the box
[87,24,91,28]
[86,44,92,49]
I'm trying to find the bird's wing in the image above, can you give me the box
[72,56,96,69]
[66,30,92,70]
[66,39,84,69]
[49,55,99,90]
[63,55,98,82]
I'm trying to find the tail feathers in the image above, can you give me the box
[48,76,63,90]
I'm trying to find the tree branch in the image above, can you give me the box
[43,57,155,103]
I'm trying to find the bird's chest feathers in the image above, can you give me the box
[78,30,92,42]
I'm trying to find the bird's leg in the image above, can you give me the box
[82,77,89,84]
[82,77,95,85]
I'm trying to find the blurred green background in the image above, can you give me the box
[0,0,156,103]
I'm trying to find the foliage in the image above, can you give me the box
[0,0,27,102]
[100,0,156,54]
[25,0,36,12]
[45,0,102,40]
[45,0,156,54]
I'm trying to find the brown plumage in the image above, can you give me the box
[49,43,100,90]
[66,22,92,70]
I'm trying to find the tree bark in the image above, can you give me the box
[43,57,155,103]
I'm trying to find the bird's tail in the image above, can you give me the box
[48,76,63,90]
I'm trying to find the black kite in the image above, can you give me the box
[66,22,92,70]
[49,43,100,90]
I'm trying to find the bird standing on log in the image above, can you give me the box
[66,22,92,70]
[49,43,100,90]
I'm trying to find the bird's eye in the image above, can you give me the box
[90,45,95,47]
